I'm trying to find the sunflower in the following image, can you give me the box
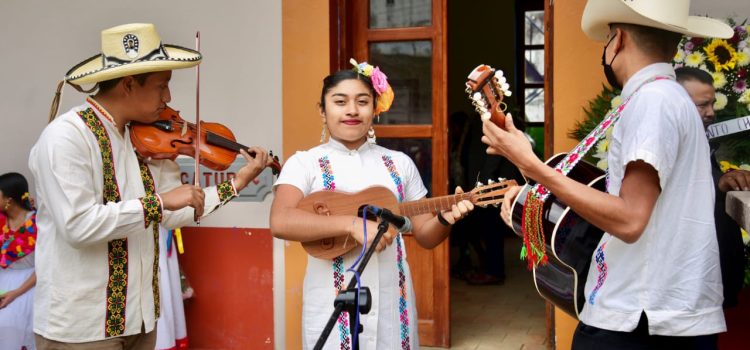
[704,39,738,71]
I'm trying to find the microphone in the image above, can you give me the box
[368,206,412,233]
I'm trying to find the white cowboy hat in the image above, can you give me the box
[65,23,201,85]
[581,0,734,42]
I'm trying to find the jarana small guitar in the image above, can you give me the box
[466,64,605,319]
[300,180,517,259]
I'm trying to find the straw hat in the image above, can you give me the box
[65,23,201,85]
[581,0,733,42]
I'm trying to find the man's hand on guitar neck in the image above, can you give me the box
[481,114,542,177]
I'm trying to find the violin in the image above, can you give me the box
[130,106,281,174]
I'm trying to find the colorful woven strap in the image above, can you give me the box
[77,106,128,338]
[381,154,410,348]
[521,76,672,267]
[137,158,161,319]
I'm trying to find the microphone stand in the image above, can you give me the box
[313,219,391,350]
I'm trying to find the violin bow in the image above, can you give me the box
[194,31,201,224]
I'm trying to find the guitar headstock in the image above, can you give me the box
[469,178,518,208]
[465,64,512,129]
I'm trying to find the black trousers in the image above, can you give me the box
[572,312,718,350]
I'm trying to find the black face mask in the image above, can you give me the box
[602,34,622,90]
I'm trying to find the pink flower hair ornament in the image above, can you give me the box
[350,58,394,115]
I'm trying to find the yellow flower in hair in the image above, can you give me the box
[21,192,29,200]
[350,58,394,114]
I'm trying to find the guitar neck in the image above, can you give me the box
[398,193,473,217]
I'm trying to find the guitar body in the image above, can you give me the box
[509,153,606,318]
[299,186,400,260]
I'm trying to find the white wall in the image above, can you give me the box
[692,1,750,19]
[0,0,282,228]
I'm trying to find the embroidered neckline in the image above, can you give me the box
[86,97,118,128]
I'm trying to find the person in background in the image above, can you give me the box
[676,66,750,308]
[0,172,37,350]
[155,227,189,350]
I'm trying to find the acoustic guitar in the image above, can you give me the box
[300,180,517,259]
[466,64,605,319]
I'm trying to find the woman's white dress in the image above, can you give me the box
[275,139,428,350]
[0,253,35,350]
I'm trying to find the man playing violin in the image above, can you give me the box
[484,1,733,349]
[28,23,269,349]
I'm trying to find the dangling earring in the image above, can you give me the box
[367,127,376,144]
[320,124,327,143]
[3,201,10,211]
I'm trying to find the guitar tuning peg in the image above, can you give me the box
[497,177,505,182]
[492,203,499,208]
[465,85,472,94]
[501,83,510,91]
[494,70,504,79]
[479,204,487,208]
[475,181,484,187]
[481,112,491,121]
[472,92,482,101]
[487,179,495,184]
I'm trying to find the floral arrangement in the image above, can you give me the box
[674,19,750,169]
[350,58,394,115]
[569,19,750,286]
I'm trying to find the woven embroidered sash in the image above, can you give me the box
[78,105,162,337]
